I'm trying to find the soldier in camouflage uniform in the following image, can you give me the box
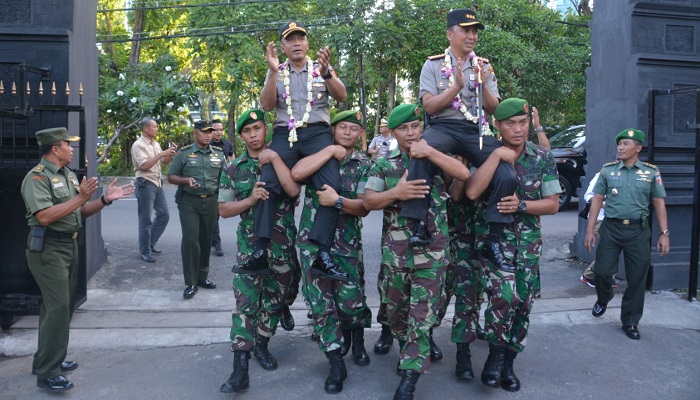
[218,110,301,394]
[466,98,560,392]
[291,110,371,394]
[363,104,469,400]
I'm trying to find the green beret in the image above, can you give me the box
[615,128,645,144]
[387,104,421,129]
[331,110,363,126]
[236,109,265,135]
[36,127,80,146]
[494,98,529,121]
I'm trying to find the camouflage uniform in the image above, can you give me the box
[298,150,371,352]
[218,151,299,350]
[365,148,449,374]
[498,142,560,352]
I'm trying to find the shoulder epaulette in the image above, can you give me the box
[427,54,446,61]
[179,144,193,151]
[32,164,45,173]
[604,160,620,167]
[643,162,657,169]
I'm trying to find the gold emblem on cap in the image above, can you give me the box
[628,130,634,137]
[289,22,297,28]
[466,13,476,20]
[356,111,362,121]
[251,111,257,120]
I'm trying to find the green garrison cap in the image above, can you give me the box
[494,98,529,121]
[331,110,363,126]
[615,128,645,144]
[36,127,80,146]
[387,104,421,129]
[236,109,265,135]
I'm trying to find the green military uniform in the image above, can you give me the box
[219,151,298,350]
[299,149,371,352]
[365,147,449,374]
[168,142,224,286]
[499,141,560,352]
[22,159,81,380]
[593,157,666,326]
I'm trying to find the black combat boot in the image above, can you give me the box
[481,240,515,273]
[253,335,277,370]
[374,324,394,354]
[455,343,474,380]
[408,220,431,247]
[232,249,270,275]
[339,329,352,357]
[220,351,250,393]
[310,251,350,281]
[393,369,420,400]
[280,305,295,331]
[351,328,370,366]
[429,328,443,361]
[501,349,521,392]
[481,343,506,388]
[324,349,347,394]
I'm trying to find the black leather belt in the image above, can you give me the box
[184,192,214,199]
[607,217,642,226]
[46,230,79,239]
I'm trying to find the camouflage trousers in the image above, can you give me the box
[450,255,486,344]
[382,262,446,374]
[284,251,301,307]
[507,264,540,353]
[434,261,455,328]
[376,263,390,327]
[482,258,519,347]
[229,259,296,351]
[301,250,369,353]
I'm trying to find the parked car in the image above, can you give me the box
[548,125,587,210]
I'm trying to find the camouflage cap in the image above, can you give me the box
[615,128,645,144]
[331,110,363,126]
[36,127,80,146]
[236,109,266,135]
[194,120,214,132]
[387,104,421,129]
[494,98,529,121]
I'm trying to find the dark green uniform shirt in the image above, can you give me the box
[168,143,224,196]
[593,160,666,219]
[21,158,82,232]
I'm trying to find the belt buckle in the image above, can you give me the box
[71,232,78,239]
[622,219,630,225]
[200,194,207,198]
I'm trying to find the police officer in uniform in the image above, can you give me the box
[168,120,225,299]
[585,128,670,340]
[403,8,518,273]
[234,21,348,281]
[21,127,133,392]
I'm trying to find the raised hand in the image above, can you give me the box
[316,46,331,75]
[104,178,135,202]
[266,41,280,72]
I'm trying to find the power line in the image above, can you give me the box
[97,0,293,13]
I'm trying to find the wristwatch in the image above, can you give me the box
[518,200,527,212]
[534,127,544,133]
[322,71,333,80]
[334,196,344,209]
[659,230,670,237]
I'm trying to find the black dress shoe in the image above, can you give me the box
[183,285,198,299]
[622,325,640,340]
[32,360,79,375]
[197,279,217,289]
[141,253,156,263]
[232,249,270,275]
[408,220,431,247]
[280,305,295,331]
[150,246,162,254]
[481,240,515,272]
[310,251,350,282]
[37,375,74,392]
[592,301,607,317]
[214,244,224,257]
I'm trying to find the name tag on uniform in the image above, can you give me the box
[53,182,65,188]
[188,154,198,158]
[469,74,476,81]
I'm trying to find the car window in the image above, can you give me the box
[549,125,586,148]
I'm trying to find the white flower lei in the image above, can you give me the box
[443,48,492,136]
[280,57,318,147]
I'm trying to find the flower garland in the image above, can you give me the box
[443,48,492,136]
[279,58,319,147]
